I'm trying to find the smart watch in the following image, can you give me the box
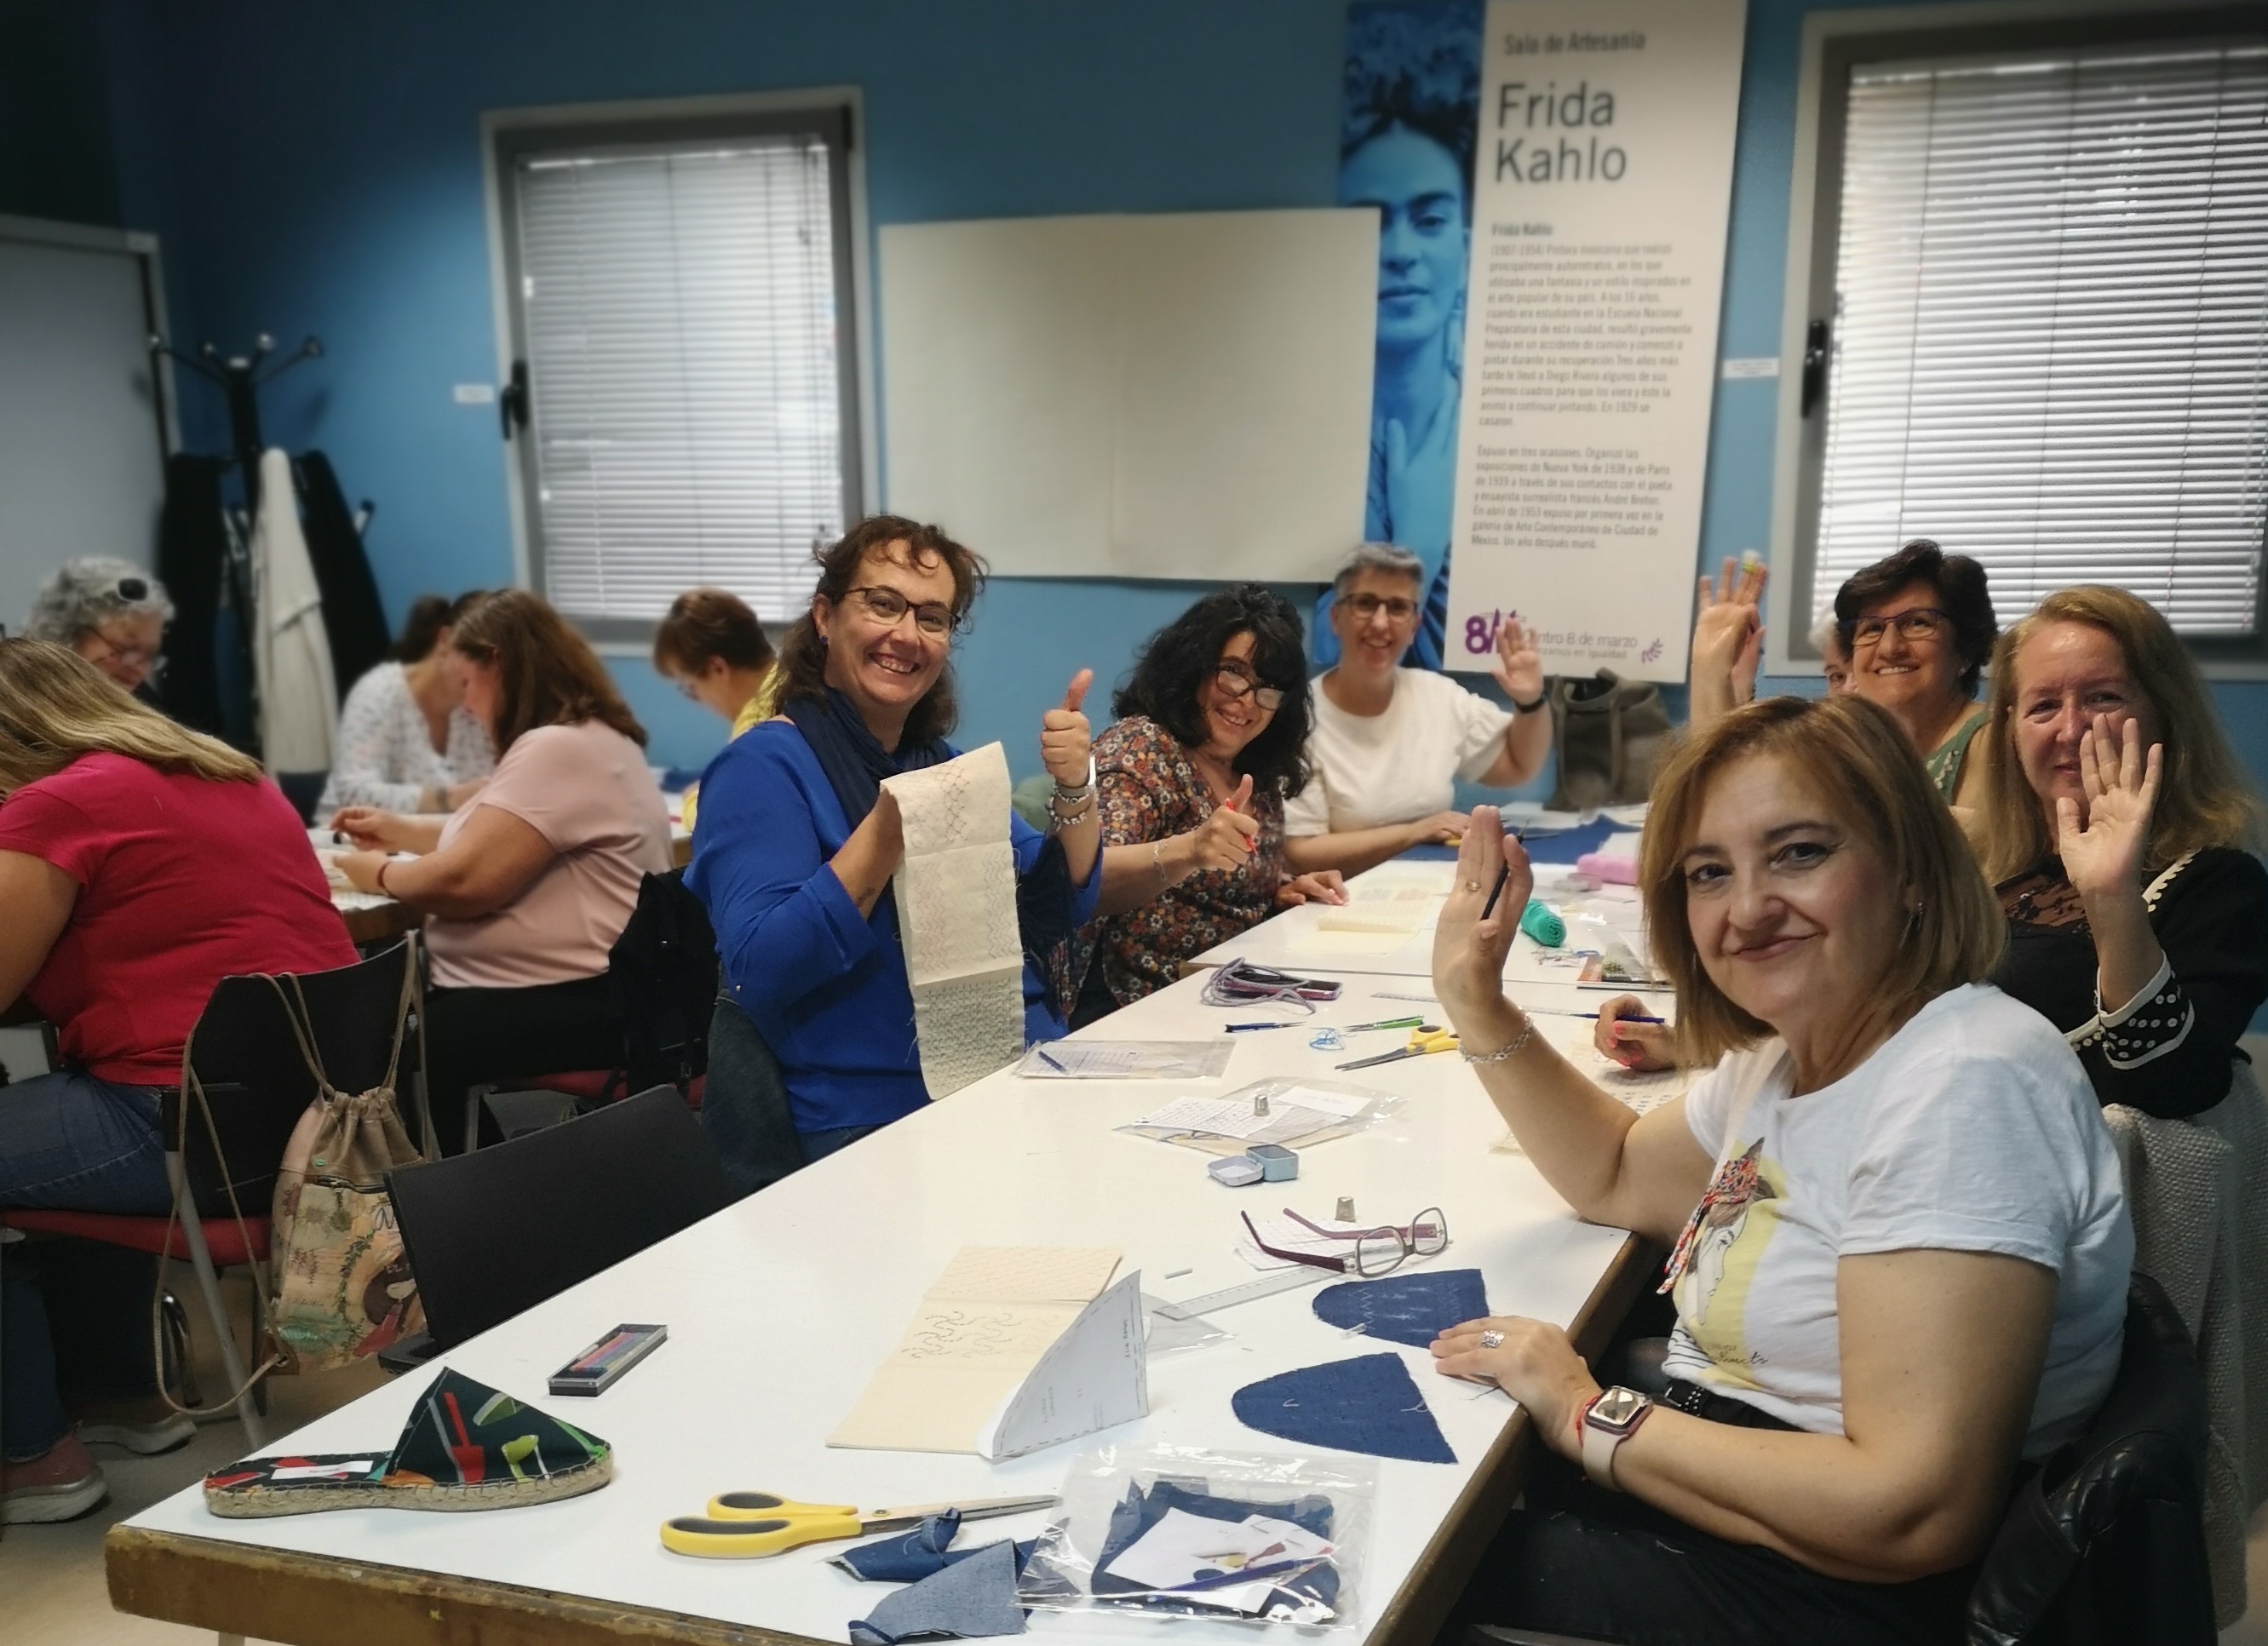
[1510,691,1548,715]
[1579,1385,1654,1489]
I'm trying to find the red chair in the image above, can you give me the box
[1,941,418,1448]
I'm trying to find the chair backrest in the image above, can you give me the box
[385,1084,732,1351]
[172,940,418,1207]
[606,869,720,1094]
[1967,1272,2214,1646]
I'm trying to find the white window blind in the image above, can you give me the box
[514,136,846,624]
[1816,41,2268,634]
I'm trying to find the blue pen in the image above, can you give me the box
[1576,1012,1666,1024]
[1225,1021,1295,1033]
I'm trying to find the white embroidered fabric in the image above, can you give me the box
[882,743,1025,1099]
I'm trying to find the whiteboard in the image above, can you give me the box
[0,218,170,635]
[881,209,1375,580]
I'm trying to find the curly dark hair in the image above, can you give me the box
[1834,538,1999,699]
[772,515,987,747]
[1113,585,1312,800]
[1341,0,1481,219]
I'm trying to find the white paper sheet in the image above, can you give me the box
[981,1270,1149,1460]
[1131,1085,1368,1144]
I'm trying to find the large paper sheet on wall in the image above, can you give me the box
[1445,0,1747,683]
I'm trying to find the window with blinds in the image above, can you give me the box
[1803,34,2268,639]
[495,110,859,635]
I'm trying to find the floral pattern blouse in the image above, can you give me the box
[1069,716,1286,1012]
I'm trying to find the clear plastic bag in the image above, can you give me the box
[1019,1040,1237,1080]
[1118,1078,1403,1156]
[1019,1442,1375,1630]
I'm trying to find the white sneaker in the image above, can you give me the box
[78,1412,198,1455]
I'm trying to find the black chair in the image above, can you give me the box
[382,1084,732,1369]
[1467,1275,2211,1646]
[274,770,330,825]
[1,940,420,1448]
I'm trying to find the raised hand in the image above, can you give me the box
[1276,869,1347,909]
[1691,557,1767,715]
[1593,994,1674,1072]
[1491,617,1545,705]
[1185,773,1260,873]
[2058,714,2162,902]
[1432,806,1529,1019]
[1040,668,1094,789]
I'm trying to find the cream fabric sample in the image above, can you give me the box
[882,742,1025,1098]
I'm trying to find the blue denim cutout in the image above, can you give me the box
[1232,1351,1457,1464]
[848,1538,1026,1643]
[831,1510,1037,1585]
[1312,1267,1490,1348]
[1021,1477,1343,1620]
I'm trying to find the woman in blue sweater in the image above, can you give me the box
[688,517,1100,1176]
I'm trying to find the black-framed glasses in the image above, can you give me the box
[1213,663,1286,713]
[1346,592,1418,622]
[1846,607,1948,649]
[1242,1206,1448,1278]
[847,585,958,638]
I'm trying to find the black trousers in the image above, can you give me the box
[1445,1431,1975,1646]
[422,975,622,1155]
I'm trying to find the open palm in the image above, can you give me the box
[2058,714,2162,900]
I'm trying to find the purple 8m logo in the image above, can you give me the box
[1464,610,1519,655]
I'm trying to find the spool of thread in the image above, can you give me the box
[1519,899,1566,947]
[1575,852,1639,885]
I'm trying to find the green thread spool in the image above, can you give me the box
[1519,899,1565,947]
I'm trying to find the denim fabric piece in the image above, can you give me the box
[849,1537,1026,1643]
[1312,1268,1490,1349]
[830,1511,1040,1584]
[1022,1477,1342,1620]
[1232,1352,1456,1464]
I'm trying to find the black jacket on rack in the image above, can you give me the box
[295,450,393,695]
[153,453,243,741]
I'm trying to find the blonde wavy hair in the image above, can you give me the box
[1972,587,2266,885]
[1641,694,2005,1068]
[0,639,261,793]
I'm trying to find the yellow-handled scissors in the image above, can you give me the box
[1335,1024,1459,1071]
[660,1491,1058,1558]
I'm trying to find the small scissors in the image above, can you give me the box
[660,1490,1058,1558]
[1335,1025,1459,1070]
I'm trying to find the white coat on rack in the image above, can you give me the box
[250,448,337,773]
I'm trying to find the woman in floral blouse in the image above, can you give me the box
[1066,585,1346,1024]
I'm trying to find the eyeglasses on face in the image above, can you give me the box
[845,585,958,638]
[1346,592,1418,622]
[1213,663,1286,713]
[1846,607,1949,649]
[1243,1206,1449,1278]
[87,631,164,676]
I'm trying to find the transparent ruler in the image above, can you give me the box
[1154,1267,1329,1320]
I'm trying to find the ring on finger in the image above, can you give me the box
[1479,1329,1504,1350]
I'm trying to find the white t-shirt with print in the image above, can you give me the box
[1660,983,2131,1459]
[1283,668,1513,835]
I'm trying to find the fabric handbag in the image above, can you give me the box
[259,966,427,1372]
[1548,671,1674,810]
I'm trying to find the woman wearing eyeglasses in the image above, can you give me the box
[650,588,779,833]
[23,559,172,701]
[1833,539,2000,806]
[1283,545,1553,880]
[686,517,1101,1177]
[1065,585,1344,1025]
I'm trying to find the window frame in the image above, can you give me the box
[1766,1,2268,679]
[480,89,876,648]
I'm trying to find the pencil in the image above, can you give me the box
[1479,863,1511,922]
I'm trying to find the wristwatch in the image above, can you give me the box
[1579,1385,1654,1489]
[1047,755,1098,826]
[1510,690,1548,715]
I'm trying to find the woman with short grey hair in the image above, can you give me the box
[1284,542,1551,879]
[24,559,173,696]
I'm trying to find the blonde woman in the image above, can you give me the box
[0,640,355,1522]
[1430,696,2128,1644]
[1976,587,2268,1117]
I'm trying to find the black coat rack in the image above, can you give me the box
[148,331,323,520]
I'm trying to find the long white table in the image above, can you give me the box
[109,940,1651,1646]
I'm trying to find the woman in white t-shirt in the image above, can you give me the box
[333,591,671,1151]
[1283,543,1552,879]
[317,591,495,815]
[1427,694,2131,1645]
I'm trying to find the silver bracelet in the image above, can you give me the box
[1461,1015,1536,1065]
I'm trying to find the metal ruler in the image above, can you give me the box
[1154,1267,1329,1320]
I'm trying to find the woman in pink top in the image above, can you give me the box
[334,592,670,1151]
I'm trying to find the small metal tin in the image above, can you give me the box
[1247,1143,1300,1183]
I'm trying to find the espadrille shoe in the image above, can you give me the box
[203,1369,610,1518]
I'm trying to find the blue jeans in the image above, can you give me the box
[700,996,805,1199]
[0,1073,173,1460]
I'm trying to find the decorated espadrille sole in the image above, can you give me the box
[205,1453,611,1518]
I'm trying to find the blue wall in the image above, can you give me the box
[51,0,2268,786]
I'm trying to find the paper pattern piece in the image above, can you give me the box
[1020,1041,1235,1081]
[830,1247,1146,1459]
[1312,1269,1490,1349]
[882,743,1025,1099]
[1231,1353,1456,1464]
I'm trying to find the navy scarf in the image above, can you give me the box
[781,688,951,827]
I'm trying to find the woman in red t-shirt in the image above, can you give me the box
[0,639,356,1523]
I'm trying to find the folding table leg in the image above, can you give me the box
[168,1156,267,1449]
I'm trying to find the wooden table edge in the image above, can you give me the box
[108,1236,1654,1646]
